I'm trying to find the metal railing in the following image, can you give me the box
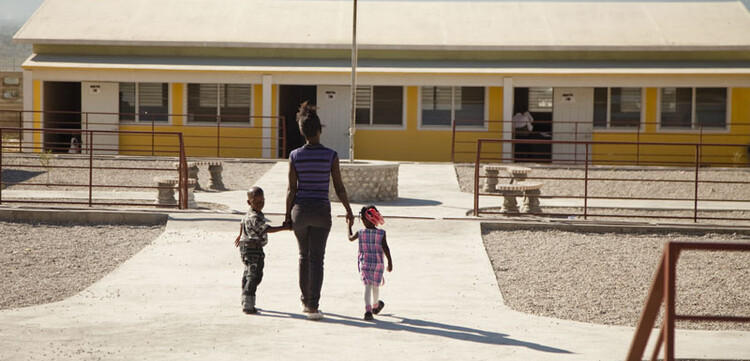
[0,127,189,209]
[626,241,750,361]
[473,138,750,222]
[452,119,750,165]
[0,109,286,158]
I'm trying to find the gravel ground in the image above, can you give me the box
[483,229,750,331]
[0,157,272,311]
[0,221,165,310]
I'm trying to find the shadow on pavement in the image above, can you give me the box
[258,309,572,354]
[373,197,443,207]
[1,169,45,186]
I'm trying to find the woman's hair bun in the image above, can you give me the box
[298,101,318,117]
[297,101,322,139]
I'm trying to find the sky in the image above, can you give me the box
[0,0,45,26]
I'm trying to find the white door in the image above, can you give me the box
[81,82,119,155]
[316,86,351,159]
[552,88,594,164]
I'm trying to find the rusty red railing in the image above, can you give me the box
[452,119,750,165]
[473,138,750,223]
[0,127,189,209]
[0,109,286,159]
[626,241,750,361]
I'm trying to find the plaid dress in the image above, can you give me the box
[357,228,386,286]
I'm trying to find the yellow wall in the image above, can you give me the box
[118,83,280,158]
[592,87,750,166]
[353,86,504,162]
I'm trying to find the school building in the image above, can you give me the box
[12,0,750,163]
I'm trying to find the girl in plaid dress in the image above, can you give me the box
[348,205,393,320]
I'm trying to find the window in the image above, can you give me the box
[118,83,169,122]
[421,86,484,127]
[355,86,403,126]
[660,87,727,129]
[528,88,553,113]
[187,83,251,123]
[593,87,642,128]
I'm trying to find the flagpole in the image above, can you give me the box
[349,0,358,163]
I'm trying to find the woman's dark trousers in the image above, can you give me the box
[292,200,332,310]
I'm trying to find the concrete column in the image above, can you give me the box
[262,74,272,158]
[502,77,514,163]
[22,70,33,147]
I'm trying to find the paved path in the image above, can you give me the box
[1,162,748,360]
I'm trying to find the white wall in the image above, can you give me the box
[81,82,118,154]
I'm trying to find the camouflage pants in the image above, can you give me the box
[240,247,264,309]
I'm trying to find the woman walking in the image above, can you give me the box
[285,102,354,320]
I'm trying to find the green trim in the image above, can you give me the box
[34,44,750,62]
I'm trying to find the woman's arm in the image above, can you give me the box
[348,225,358,242]
[382,233,393,272]
[285,160,298,226]
[330,155,354,227]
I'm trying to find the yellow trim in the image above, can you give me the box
[171,83,184,126]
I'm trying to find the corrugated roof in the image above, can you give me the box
[13,0,750,51]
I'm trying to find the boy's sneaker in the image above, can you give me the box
[243,307,258,315]
[364,311,373,320]
[307,310,324,320]
[373,300,385,315]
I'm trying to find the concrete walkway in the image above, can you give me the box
[1,162,748,360]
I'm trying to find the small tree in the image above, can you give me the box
[38,150,53,184]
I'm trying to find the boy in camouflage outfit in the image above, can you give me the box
[234,186,290,314]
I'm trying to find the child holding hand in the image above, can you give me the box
[348,205,393,320]
[234,186,291,314]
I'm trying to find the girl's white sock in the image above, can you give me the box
[364,284,373,311]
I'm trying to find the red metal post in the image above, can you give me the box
[179,135,188,209]
[451,121,457,163]
[574,121,579,165]
[150,118,155,156]
[281,116,287,158]
[636,123,641,166]
[694,145,700,223]
[474,140,482,216]
[625,255,664,361]
[17,111,23,152]
[216,115,221,157]
[663,243,679,361]
[88,130,94,207]
[584,143,589,219]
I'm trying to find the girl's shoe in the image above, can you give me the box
[373,300,385,314]
[364,311,373,320]
[243,307,258,315]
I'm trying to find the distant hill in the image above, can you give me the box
[0,24,32,71]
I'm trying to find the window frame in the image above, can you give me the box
[657,87,731,133]
[418,86,488,130]
[186,83,253,126]
[355,85,406,130]
[593,87,644,131]
[118,82,171,124]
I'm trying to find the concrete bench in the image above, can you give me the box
[173,160,226,191]
[494,181,543,214]
[154,176,198,208]
[483,165,532,187]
